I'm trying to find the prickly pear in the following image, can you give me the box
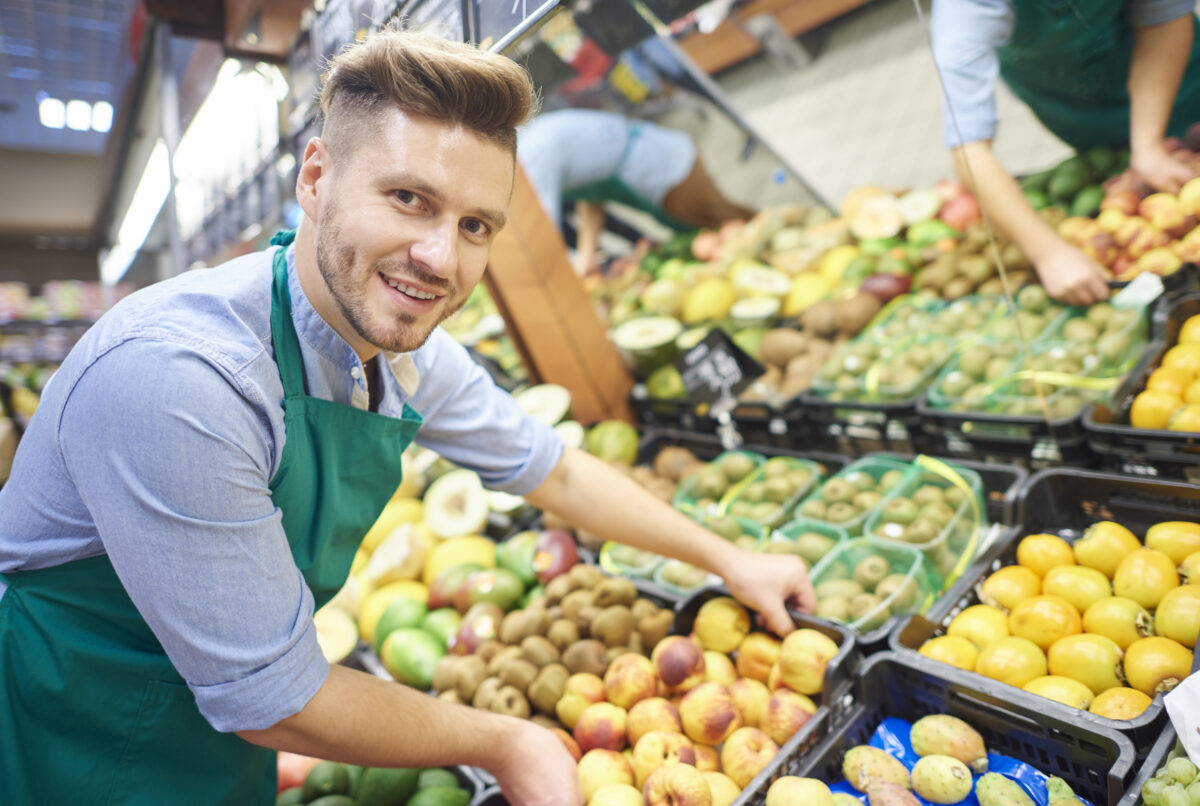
[976,772,1036,806]
[832,795,863,806]
[909,714,989,773]
[867,780,922,806]
[911,754,973,804]
[843,745,911,793]
[1047,776,1085,806]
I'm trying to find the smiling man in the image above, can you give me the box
[0,29,813,806]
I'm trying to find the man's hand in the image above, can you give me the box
[721,550,816,637]
[490,719,583,806]
[1036,243,1111,306]
[1133,143,1197,194]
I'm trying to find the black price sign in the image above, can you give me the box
[674,329,763,405]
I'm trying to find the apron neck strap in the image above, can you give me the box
[269,237,308,398]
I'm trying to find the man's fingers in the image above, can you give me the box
[762,600,796,638]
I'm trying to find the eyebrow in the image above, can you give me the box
[381,173,507,232]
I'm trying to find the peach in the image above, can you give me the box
[606,653,659,711]
[679,682,742,745]
[643,763,713,806]
[1056,216,1099,245]
[1114,216,1150,248]
[759,690,817,746]
[1139,192,1180,219]
[631,730,696,788]
[627,697,682,747]
[1126,225,1171,259]
[1167,213,1198,240]
[765,776,833,806]
[1096,208,1128,233]
[693,597,751,653]
[704,772,741,806]
[1179,177,1200,215]
[1111,253,1137,278]
[703,652,737,686]
[720,726,781,789]
[578,748,634,802]
[693,744,719,772]
[591,783,646,806]
[1101,189,1140,216]
[552,727,582,762]
[735,632,781,683]
[1136,246,1184,276]
[767,663,786,691]
[574,701,630,753]
[1081,232,1119,266]
[652,635,706,692]
[557,672,606,729]
[729,678,771,727]
[778,629,838,695]
[1175,237,1200,262]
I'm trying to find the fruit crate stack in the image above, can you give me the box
[890,468,1199,774]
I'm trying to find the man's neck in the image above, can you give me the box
[291,220,380,364]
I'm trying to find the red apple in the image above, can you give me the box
[534,529,580,583]
[939,191,982,230]
[450,602,503,655]
[859,272,911,303]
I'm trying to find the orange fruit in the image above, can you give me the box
[1184,379,1200,404]
[1168,404,1200,432]
[1074,521,1141,579]
[975,636,1047,687]
[1047,633,1124,695]
[1042,565,1111,614]
[1154,585,1200,648]
[918,635,980,671]
[980,566,1041,611]
[1022,675,1094,710]
[1145,521,1200,565]
[1089,687,1153,720]
[1130,389,1182,430]
[1179,313,1200,344]
[1009,595,1082,651]
[1123,636,1193,696]
[1083,596,1153,650]
[1146,366,1193,397]
[946,604,1010,650]
[1016,533,1075,577]
[1113,548,1181,609]
[1162,343,1200,375]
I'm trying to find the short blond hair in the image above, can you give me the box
[319,27,536,155]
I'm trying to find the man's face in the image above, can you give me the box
[313,110,513,355]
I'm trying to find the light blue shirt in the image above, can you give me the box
[931,0,1195,147]
[0,245,563,732]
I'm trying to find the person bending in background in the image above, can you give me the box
[518,108,755,275]
[931,0,1200,305]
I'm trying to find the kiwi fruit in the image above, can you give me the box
[486,646,524,677]
[472,676,502,710]
[815,579,864,599]
[593,577,638,609]
[911,485,945,507]
[476,640,505,664]
[876,573,920,612]
[499,610,541,646]
[454,656,487,701]
[637,609,674,649]
[432,656,460,692]
[815,595,851,621]
[575,606,601,637]
[852,556,891,591]
[520,635,560,667]
[490,685,531,718]
[591,605,635,647]
[543,574,575,605]
[568,564,605,590]
[438,689,464,704]
[849,593,890,629]
[798,498,827,520]
[497,658,539,691]
[546,619,580,651]
[561,590,595,621]
[562,639,609,677]
[631,599,659,621]
[527,663,569,714]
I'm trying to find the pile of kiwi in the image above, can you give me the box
[431,564,674,729]
[797,467,907,529]
[813,553,922,630]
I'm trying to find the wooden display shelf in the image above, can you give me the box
[679,0,875,74]
[484,165,635,425]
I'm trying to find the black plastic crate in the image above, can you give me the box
[1117,724,1178,806]
[629,391,822,451]
[746,651,1136,806]
[637,428,850,478]
[629,386,719,435]
[890,468,1200,755]
[1085,293,1200,482]
[866,451,1029,525]
[798,391,935,456]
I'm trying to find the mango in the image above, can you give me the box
[976,773,1035,806]
[911,755,973,804]
[909,714,988,773]
[843,745,910,793]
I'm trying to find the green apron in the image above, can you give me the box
[0,231,423,804]
[563,121,693,231]
[997,0,1200,150]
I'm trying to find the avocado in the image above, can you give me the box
[1070,185,1105,218]
[406,785,471,806]
[356,767,420,806]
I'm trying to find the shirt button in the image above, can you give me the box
[350,366,362,380]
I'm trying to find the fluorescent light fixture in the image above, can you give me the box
[92,101,113,132]
[38,96,65,129]
[101,139,170,284]
[66,99,91,131]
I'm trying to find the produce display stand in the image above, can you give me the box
[796,389,934,456]
[1118,725,1178,806]
[637,427,850,480]
[1085,292,1200,483]
[891,467,1200,760]
[763,651,1137,806]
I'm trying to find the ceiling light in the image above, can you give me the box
[66,99,91,130]
[38,96,65,129]
[92,101,113,133]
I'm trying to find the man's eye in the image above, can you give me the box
[395,190,417,205]
[463,219,489,236]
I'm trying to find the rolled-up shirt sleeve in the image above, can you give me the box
[1129,0,1195,27]
[57,338,328,733]
[931,0,1015,148]
[409,329,564,495]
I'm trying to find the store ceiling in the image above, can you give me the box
[0,0,140,156]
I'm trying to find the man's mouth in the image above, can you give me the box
[381,273,443,301]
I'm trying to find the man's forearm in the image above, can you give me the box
[238,664,522,772]
[952,142,1062,265]
[1129,14,1193,154]
[525,447,740,576]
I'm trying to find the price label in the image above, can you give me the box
[674,329,763,404]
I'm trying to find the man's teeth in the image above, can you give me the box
[384,276,437,300]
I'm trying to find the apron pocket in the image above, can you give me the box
[108,680,276,806]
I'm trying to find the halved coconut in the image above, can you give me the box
[849,195,904,241]
[488,490,526,515]
[554,420,586,449]
[897,188,943,225]
[423,468,489,539]
[729,262,792,299]
[730,297,782,328]
[313,605,359,664]
[514,384,572,425]
[611,316,685,378]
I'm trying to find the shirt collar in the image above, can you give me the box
[284,245,421,398]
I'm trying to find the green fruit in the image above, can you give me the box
[496,531,539,587]
[373,596,429,653]
[417,769,462,790]
[646,364,686,399]
[1020,167,1055,193]
[585,420,639,466]
[307,798,355,806]
[1048,171,1086,202]
[346,764,366,797]
[719,453,757,483]
[1071,185,1104,217]
[794,533,837,565]
[303,761,352,802]
[1023,187,1049,210]
[406,786,471,806]
[1085,145,1118,177]
[843,471,876,492]
[380,627,446,689]
[356,767,420,806]
[276,788,304,806]
[420,608,462,649]
[906,219,960,247]
[464,567,525,611]
[879,470,906,494]
[798,498,827,519]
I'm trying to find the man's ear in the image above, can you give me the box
[296,137,327,222]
